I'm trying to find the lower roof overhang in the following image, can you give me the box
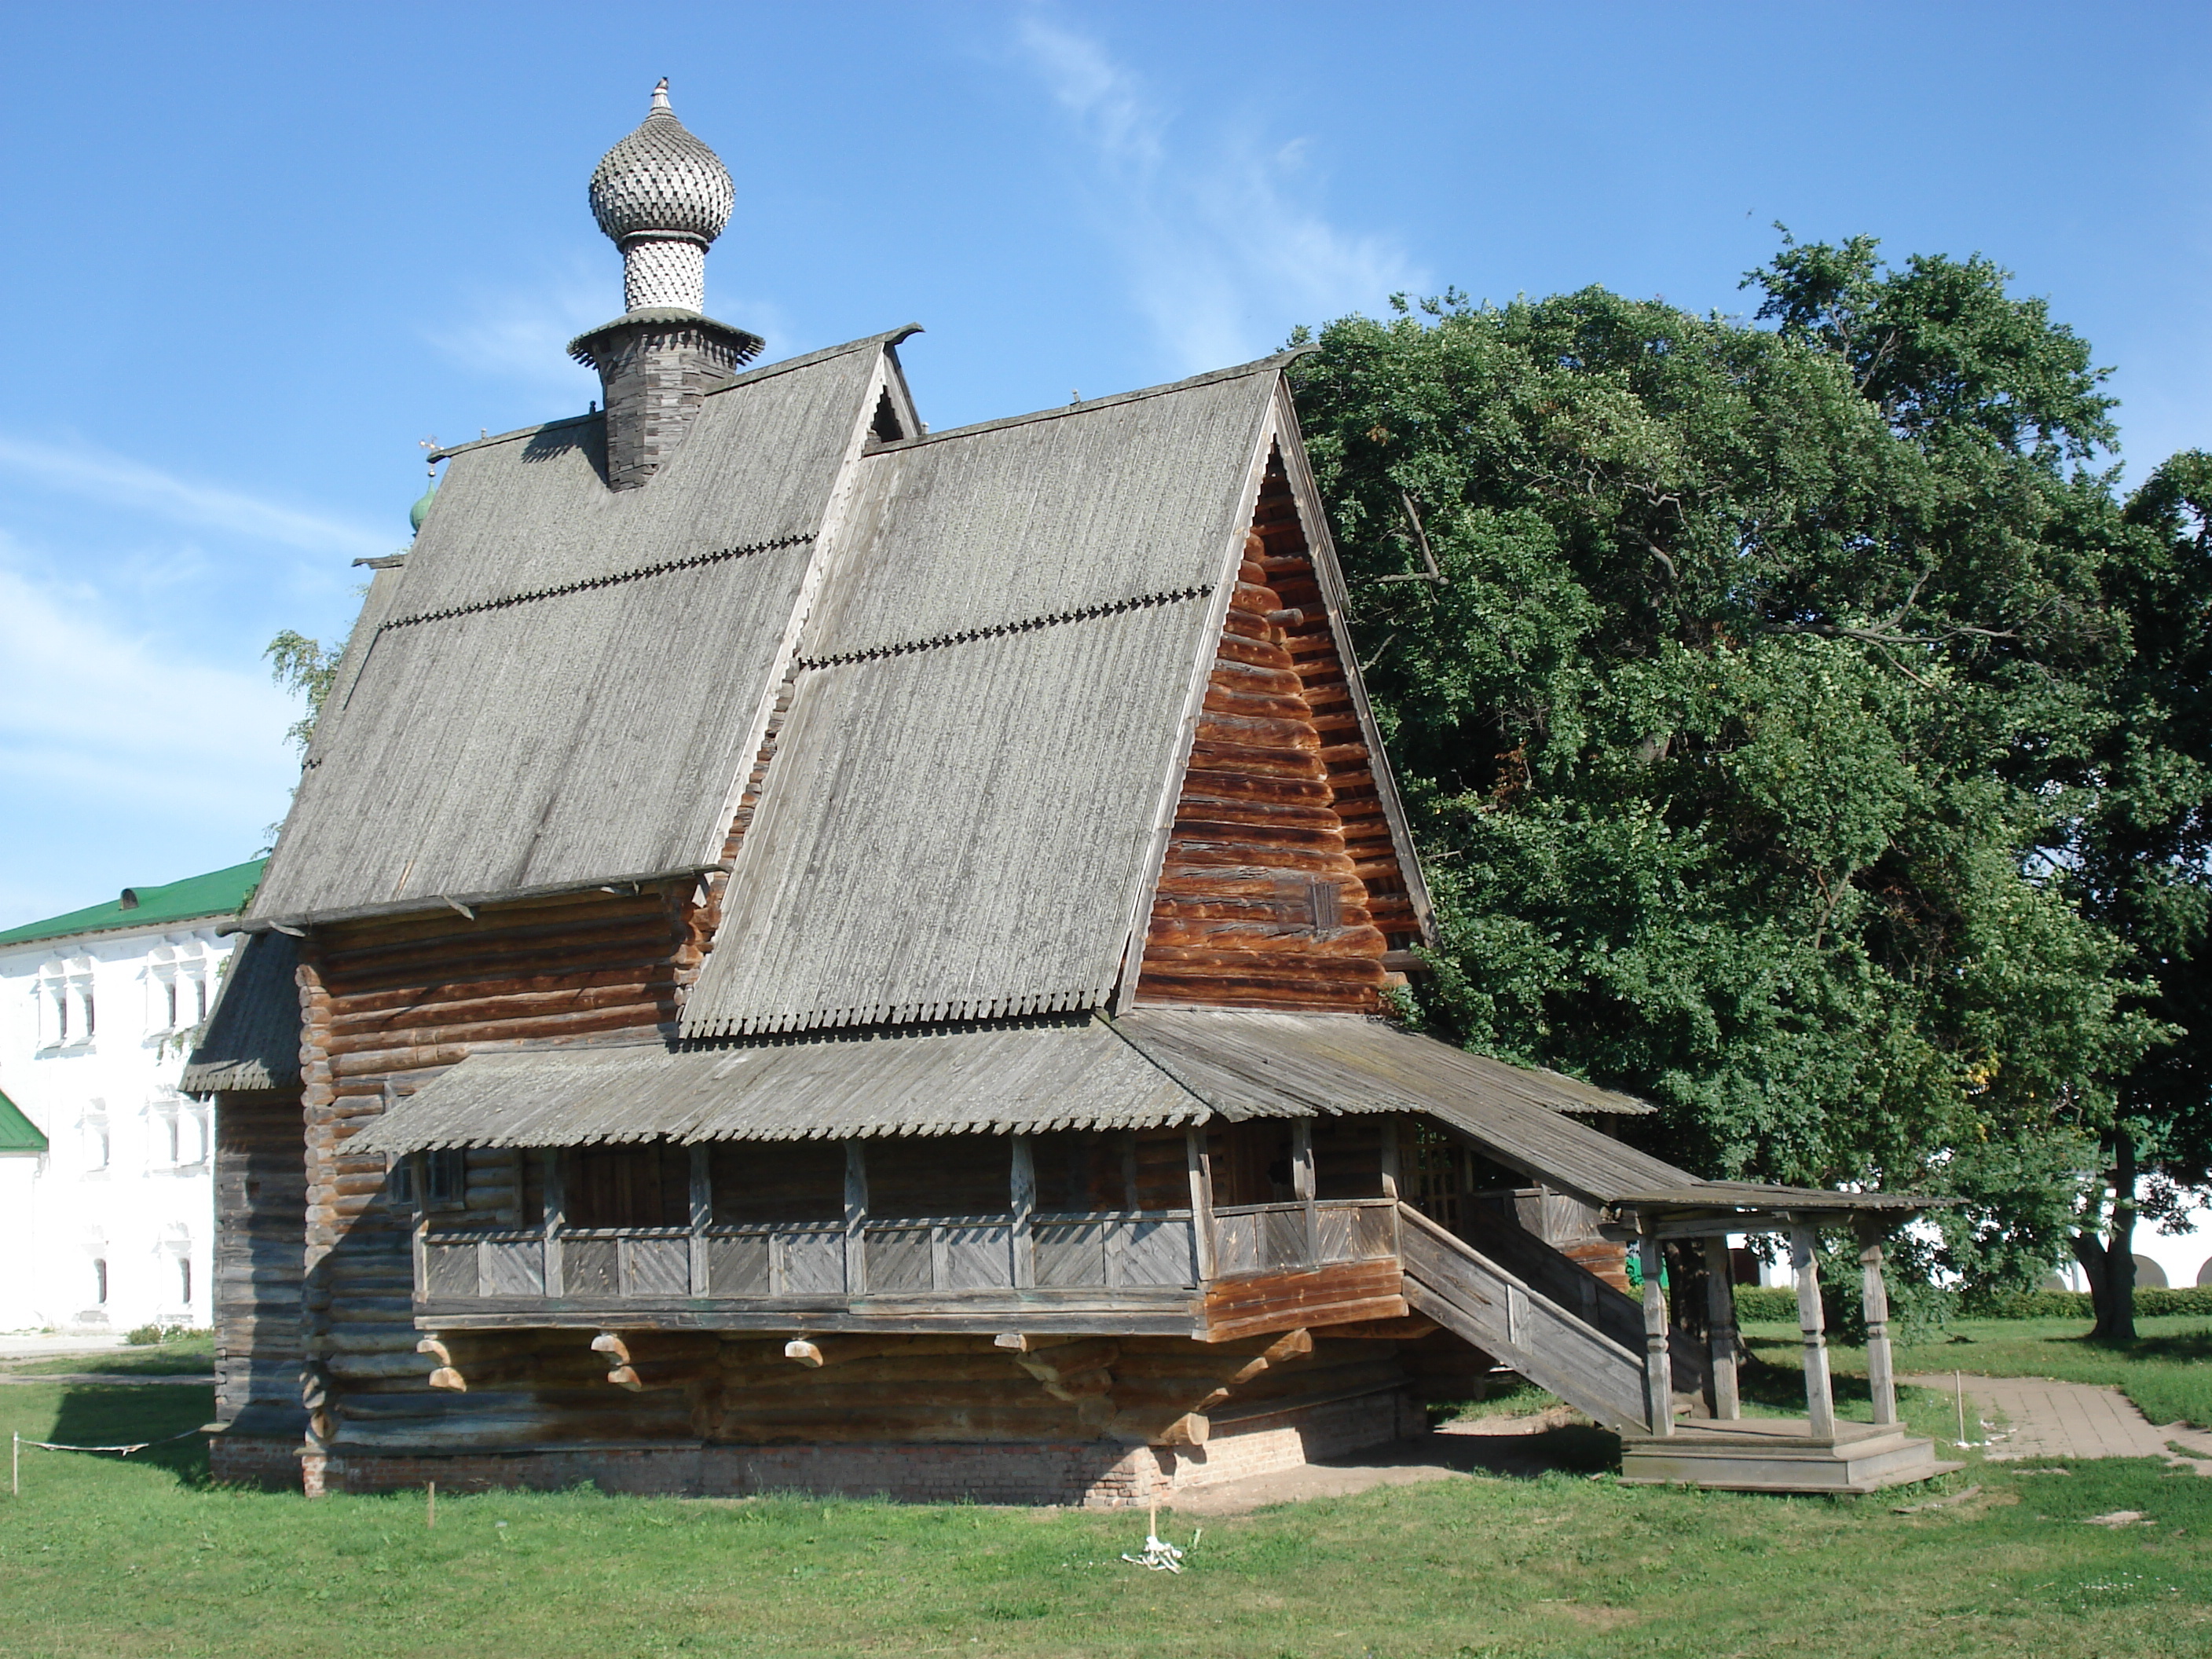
[350,1006,1929,1231]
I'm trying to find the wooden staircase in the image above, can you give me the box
[1394,1203,1958,1493]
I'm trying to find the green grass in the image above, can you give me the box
[5,1382,2211,1657]
[2,1335,216,1378]
[1740,1316,2212,1429]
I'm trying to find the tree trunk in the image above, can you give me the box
[2071,1131,2138,1343]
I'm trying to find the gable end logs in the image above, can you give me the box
[1135,450,1415,1013]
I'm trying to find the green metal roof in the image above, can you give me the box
[0,1088,46,1154]
[0,858,266,949]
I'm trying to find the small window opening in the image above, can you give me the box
[163,980,178,1031]
[389,1155,415,1207]
[866,387,906,449]
[93,1259,108,1305]
[178,1257,192,1305]
[194,976,208,1023]
[166,1115,181,1166]
[426,1148,467,1210]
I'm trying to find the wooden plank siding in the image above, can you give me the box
[1135,448,1419,1011]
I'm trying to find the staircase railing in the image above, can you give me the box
[1397,1202,1658,1431]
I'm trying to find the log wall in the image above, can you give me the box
[211,1089,308,1436]
[295,882,700,1452]
[1136,449,1419,1009]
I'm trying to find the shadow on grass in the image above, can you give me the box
[1734,1353,1877,1414]
[2088,1328,2212,1363]
[44,1383,214,1487]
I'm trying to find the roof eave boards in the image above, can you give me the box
[350,1018,1213,1154]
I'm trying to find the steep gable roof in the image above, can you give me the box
[246,335,900,928]
[678,358,1286,1035]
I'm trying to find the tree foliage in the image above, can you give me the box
[264,629,340,757]
[1286,233,2189,1295]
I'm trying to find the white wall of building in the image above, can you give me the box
[0,924,236,1334]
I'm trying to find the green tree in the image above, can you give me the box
[1286,234,2167,1298]
[2069,451,2212,1337]
[265,629,340,756]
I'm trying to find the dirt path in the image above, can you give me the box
[1163,1412,1603,1516]
[1903,1372,2212,1471]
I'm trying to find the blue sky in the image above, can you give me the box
[0,2,2206,927]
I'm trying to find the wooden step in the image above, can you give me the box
[1617,1417,1963,1494]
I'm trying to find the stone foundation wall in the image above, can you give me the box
[210,1434,306,1492]
[300,1388,1414,1507]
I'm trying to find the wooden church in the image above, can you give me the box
[186,84,1955,1503]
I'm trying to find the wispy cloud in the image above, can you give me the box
[428,253,805,390]
[1013,16,1423,372]
[0,434,390,561]
[426,255,611,391]
[0,556,302,922]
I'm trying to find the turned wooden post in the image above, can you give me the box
[1859,1229,1898,1426]
[1378,1116,1401,1201]
[1009,1135,1037,1290]
[687,1144,712,1295]
[1185,1126,1217,1281]
[1791,1223,1837,1438]
[843,1141,868,1298]
[1291,1119,1318,1265]
[1701,1235,1741,1420]
[1638,1225,1672,1436]
[540,1148,565,1298]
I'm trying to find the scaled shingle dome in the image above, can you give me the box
[588,79,734,246]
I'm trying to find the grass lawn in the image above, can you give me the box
[3,1382,2210,1657]
[1,1335,216,1379]
[1738,1316,2212,1429]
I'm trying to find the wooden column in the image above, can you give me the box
[1291,1119,1317,1265]
[843,1141,868,1298]
[687,1145,712,1295]
[1637,1226,1672,1435]
[408,1151,430,1298]
[540,1148,565,1298]
[1791,1224,1837,1438]
[1860,1232,1898,1426]
[1701,1235,1741,1420]
[1378,1116,1401,1201]
[1009,1136,1037,1290]
[1185,1126,1217,1281]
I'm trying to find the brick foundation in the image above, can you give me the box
[210,1434,307,1492]
[302,1389,1414,1507]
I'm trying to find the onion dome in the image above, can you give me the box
[588,80,733,248]
[409,478,436,533]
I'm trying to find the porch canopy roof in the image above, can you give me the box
[351,1009,1925,1234]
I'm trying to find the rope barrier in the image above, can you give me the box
[12,1426,207,1495]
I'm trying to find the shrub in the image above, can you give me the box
[122,1324,203,1346]
[1738,1283,2212,1322]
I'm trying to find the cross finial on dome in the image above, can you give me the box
[651,77,671,112]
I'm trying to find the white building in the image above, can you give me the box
[0,859,263,1334]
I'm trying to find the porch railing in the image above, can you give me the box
[1209,1198,1399,1277]
[419,1210,1206,1303]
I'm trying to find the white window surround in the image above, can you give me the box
[144,939,213,1039]
[145,1090,207,1172]
[36,957,97,1051]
